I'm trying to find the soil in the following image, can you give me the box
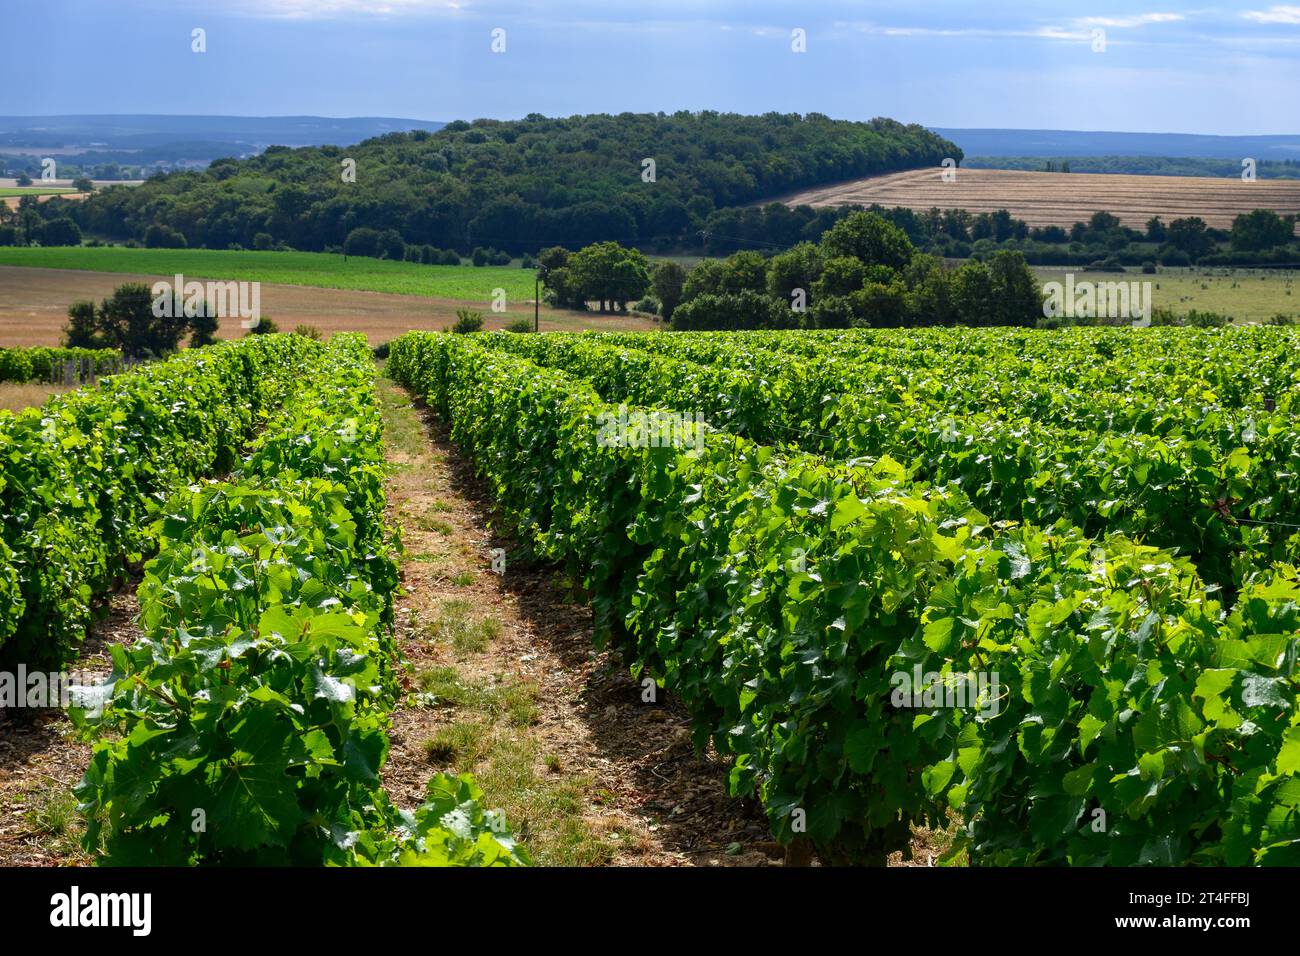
[377,374,781,866]
[0,590,139,866]
[0,265,656,348]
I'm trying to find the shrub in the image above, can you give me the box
[247,315,280,335]
[451,309,484,333]
[144,224,187,249]
[40,218,82,247]
[293,324,324,340]
[505,318,534,333]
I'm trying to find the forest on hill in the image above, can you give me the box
[65,112,957,254]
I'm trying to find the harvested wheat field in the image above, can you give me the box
[778,167,1300,230]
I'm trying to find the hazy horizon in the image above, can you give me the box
[3,1,1299,136]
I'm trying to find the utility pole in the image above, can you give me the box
[534,273,540,332]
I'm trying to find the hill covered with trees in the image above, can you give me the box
[66,112,957,254]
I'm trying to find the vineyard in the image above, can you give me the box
[1,335,526,866]
[4,324,1299,869]
[388,326,1300,866]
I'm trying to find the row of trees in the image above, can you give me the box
[541,212,1043,330]
[697,202,1298,267]
[670,213,1041,329]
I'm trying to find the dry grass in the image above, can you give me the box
[0,382,70,412]
[0,265,657,348]
[778,167,1300,231]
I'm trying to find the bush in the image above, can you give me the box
[144,224,187,249]
[471,247,489,267]
[40,218,82,247]
[490,250,513,266]
[253,232,274,251]
[247,315,280,335]
[670,291,789,331]
[505,318,534,333]
[1141,261,1158,274]
[439,249,462,266]
[451,309,484,333]
[293,324,323,340]
[344,227,381,258]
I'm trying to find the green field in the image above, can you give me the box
[1035,266,1298,323]
[0,246,539,301]
[0,187,77,197]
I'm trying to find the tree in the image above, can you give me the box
[64,282,205,357]
[1146,216,1166,243]
[40,218,81,246]
[951,261,995,326]
[144,223,187,248]
[767,242,823,305]
[650,261,687,322]
[1231,209,1295,252]
[681,258,727,302]
[15,172,32,187]
[343,227,381,258]
[565,241,650,312]
[813,257,868,298]
[1166,217,1213,261]
[63,300,105,348]
[820,211,915,269]
[986,250,1041,327]
[670,291,784,331]
[718,251,769,294]
[246,316,279,335]
[379,229,405,260]
[73,177,95,193]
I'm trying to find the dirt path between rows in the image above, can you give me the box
[376,370,781,866]
[0,591,139,866]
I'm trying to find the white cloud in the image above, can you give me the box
[196,0,466,19]
[1075,13,1184,29]
[1244,5,1300,24]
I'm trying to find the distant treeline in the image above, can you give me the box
[40,112,955,255]
[964,155,1300,179]
[696,203,1300,269]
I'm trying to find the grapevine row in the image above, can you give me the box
[388,330,1300,865]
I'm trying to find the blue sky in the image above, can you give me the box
[3,0,1299,134]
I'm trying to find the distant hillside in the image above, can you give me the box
[933,128,1300,160]
[63,113,957,253]
[0,114,444,177]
